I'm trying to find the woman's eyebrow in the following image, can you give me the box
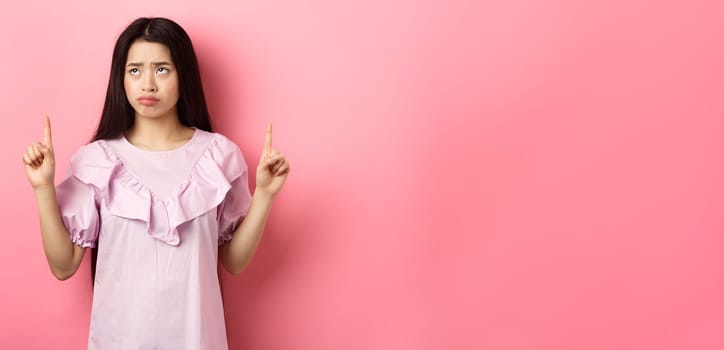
[126,61,174,67]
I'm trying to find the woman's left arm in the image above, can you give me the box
[220,123,290,274]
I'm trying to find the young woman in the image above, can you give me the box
[22,17,289,349]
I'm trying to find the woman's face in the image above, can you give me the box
[124,40,180,121]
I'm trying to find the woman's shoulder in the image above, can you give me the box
[63,140,120,188]
[197,129,240,149]
[195,129,244,158]
[194,129,248,178]
[69,139,116,165]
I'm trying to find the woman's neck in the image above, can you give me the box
[125,115,195,151]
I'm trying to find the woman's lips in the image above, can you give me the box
[138,97,159,106]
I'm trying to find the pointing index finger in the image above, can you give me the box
[264,122,272,155]
[43,115,53,146]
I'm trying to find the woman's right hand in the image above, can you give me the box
[23,116,56,190]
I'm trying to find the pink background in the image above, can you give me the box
[1,0,723,349]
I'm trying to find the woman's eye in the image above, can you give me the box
[157,67,169,74]
[129,68,139,75]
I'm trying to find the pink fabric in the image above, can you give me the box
[55,128,251,349]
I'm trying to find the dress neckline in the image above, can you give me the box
[99,129,212,205]
[89,130,243,246]
[121,127,199,153]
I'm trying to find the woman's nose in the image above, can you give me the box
[142,76,157,92]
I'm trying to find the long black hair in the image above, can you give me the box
[90,17,214,283]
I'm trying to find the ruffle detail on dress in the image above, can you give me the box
[71,134,247,246]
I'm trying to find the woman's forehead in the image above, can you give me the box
[126,40,173,64]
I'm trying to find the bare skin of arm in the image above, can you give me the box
[219,123,290,274]
[23,116,86,280]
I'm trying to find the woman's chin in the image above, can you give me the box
[134,109,171,120]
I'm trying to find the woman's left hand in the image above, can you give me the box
[255,123,290,197]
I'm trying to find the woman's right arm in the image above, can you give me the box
[33,185,86,280]
[23,116,86,281]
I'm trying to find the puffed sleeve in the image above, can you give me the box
[214,138,252,245]
[55,146,105,248]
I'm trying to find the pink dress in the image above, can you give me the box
[55,128,251,349]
